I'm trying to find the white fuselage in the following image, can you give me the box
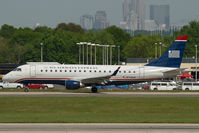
[3,64,179,86]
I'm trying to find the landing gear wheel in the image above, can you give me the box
[91,87,98,93]
[24,87,29,92]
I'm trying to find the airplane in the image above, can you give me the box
[2,35,188,93]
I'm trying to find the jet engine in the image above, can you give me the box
[65,80,81,90]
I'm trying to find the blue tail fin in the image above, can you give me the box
[146,35,188,68]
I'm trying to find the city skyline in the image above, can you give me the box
[0,0,198,28]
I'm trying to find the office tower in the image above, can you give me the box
[122,0,145,30]
[80,15,93,30]
[145,20,158,31]
[94,11,109,30]
[127,10,138,31]
[150,5,170,30]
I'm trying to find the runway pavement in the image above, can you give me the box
[1,123,199,133]
[0,92,199,97]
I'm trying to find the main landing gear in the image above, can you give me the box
[91,86,98,93]
[24,84,29,92]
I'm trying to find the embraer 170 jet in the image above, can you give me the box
[3,35,188,93]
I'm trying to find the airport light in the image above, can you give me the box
[106,45,110,65]
[159,42,162,57]
[86,42,91,65]
[40,42,43,62]
[81,42,85,64]
[118,46,120,65]
[95,44,100,65]
[110,45,116,65]
[195,45,198,82]
[155,43,158,59]
[77,43,81,64]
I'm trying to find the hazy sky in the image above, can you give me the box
[0,0,198,28]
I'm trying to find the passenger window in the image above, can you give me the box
[55,70,57,72]
[60,70,62,72]
[119,71,121,73]
[41,70,43,72]
[99,70,101,73]
[79,70,81,72]
[129,71,131,73]
[94,70,97,73]
[50,70,52,72]
[69,70,72,72]
[65,70,67,72]
[109,71,111,73]
[124,71,126,73]
[84,70,86,72]
[45,70,48,72]
[90,70,92,73]
[104,70,106,73]
[74,70,76,72]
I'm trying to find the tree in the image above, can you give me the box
[0,24,16,38]
[55,22,84,34]
[175,21,199,58]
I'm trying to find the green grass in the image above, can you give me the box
[0,97,199,123]
[0,88,198,93]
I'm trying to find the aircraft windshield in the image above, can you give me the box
[13,68,22,72]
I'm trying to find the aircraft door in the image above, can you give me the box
[139,66,145,79]
[30,66,36,77]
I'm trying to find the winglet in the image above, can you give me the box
[111,67,121,76]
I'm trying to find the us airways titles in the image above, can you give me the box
[49,66,98,70]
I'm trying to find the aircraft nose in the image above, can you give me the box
[2,75,12,82]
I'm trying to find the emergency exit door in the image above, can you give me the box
[30,66,36,77]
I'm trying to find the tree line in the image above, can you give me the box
[0,21,198,64]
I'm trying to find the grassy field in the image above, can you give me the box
[0,97,199,123]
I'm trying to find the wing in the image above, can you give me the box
[80,67,121,85]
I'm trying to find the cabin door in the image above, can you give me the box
[139,66,145,79]
[30,66,36,77]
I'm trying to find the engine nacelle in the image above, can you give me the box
[65,80,80,90]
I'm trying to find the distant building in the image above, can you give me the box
[80,15,94,30]
[122,0,145,30]
[93,11,109,30]
[127,10,138,31]
[120,21,129,30]
[150,5,170,30]
[145,20,158,31]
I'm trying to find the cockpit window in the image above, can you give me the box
[13,68,22,72]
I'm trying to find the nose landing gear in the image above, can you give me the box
[91,86,98,93]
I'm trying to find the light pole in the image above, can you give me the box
[82,42,85,64]
[106,45,109,65]
[110,45,115,65]
[155,43,158,59]
[40,42,43,62]
[159,42,162,57]
[86,42,91,65]
[77,43,81,64]
[118,46,120,65]
[195,45,198,82]
[95,44,99,65]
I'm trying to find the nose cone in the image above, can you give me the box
[2,74,13,83]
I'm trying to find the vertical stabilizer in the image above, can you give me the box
[146,35,188,68]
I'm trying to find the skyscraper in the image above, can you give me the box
[94,11,109,30]
[80,15,93,30]
[122,0,145,30]
[150,5,170,30]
